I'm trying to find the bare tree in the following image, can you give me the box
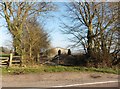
[61,2,119,67]
[93,2,119,66]
[62,2,100,55]
[0,2,55,65]
[23,18,50,64]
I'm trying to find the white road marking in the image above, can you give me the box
[51,81,118,87]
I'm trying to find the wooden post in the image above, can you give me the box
[9,52,13,67]
[37,53,40,62]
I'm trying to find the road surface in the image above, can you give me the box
[1,72,119,88]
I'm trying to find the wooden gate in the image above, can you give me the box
[0,54,21,67]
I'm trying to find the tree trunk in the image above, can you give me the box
[87,24,93,56]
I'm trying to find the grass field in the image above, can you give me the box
[0,54,10,57]
[1,65,119,75]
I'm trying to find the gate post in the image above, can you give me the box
[9,52,13,67]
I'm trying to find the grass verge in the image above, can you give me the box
[1,65,119,75]
[0,54,10,57]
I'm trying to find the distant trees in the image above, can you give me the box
[62,2,119,67]
[0,2,55,65]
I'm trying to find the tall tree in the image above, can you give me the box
[62,2,99,55]
[0,2,55,65]
[61,2,119,67]
[23,18,50,64]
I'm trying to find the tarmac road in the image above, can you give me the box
[1,82,119,89]
[1,72,119,89]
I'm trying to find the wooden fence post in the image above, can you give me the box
[37,53,40,62]
[9,53,13,67]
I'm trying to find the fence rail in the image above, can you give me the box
[0,57,9,67]
[0,54,21,67]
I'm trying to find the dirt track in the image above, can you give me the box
[2,72,119,87]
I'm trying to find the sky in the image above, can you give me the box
[43,3,71,48]
[0,18,13,48]
[0,2,73,49]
